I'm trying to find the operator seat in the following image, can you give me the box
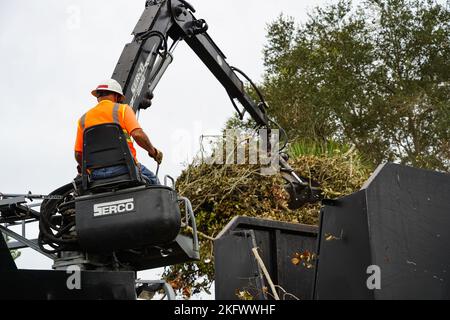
[80,123,145,194]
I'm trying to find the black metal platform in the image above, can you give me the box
[0,269,136,300]
[117,234,200,270]
[315,163,450,299]
[2,229,136,300]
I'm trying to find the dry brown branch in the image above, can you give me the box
[252,247,280,300]
[185,225,215,241]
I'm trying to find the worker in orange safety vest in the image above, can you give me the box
[74,79,162,184]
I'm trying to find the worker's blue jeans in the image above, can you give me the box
[91,164,160,185]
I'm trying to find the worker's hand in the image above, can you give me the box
[149,148,163,164]
[155,149,163,164]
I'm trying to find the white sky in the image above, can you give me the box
[0,0,333,298]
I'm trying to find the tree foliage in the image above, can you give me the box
[261,0,449,170]
[164,139,371,298]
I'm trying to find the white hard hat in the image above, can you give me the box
[91,79,125,100]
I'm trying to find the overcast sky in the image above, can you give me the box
[1,0,333,298]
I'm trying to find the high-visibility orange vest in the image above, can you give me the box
[76,100,138,161]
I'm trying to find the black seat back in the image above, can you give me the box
[81,123,142,191]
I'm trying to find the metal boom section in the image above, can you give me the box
[112,0,269,127]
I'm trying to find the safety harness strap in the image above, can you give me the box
[113,103,120,125]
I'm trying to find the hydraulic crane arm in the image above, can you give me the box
[111,0,321,208]
[112,0,268,127]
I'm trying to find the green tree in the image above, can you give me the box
[261,0,450,170]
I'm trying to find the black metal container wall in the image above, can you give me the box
[315,163,450,299]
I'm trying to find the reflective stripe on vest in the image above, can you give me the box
[80,103,131,141]
[79,102,136,162]
[80,103,119,130]
[113,103,120,125]
[79,113,86,130]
